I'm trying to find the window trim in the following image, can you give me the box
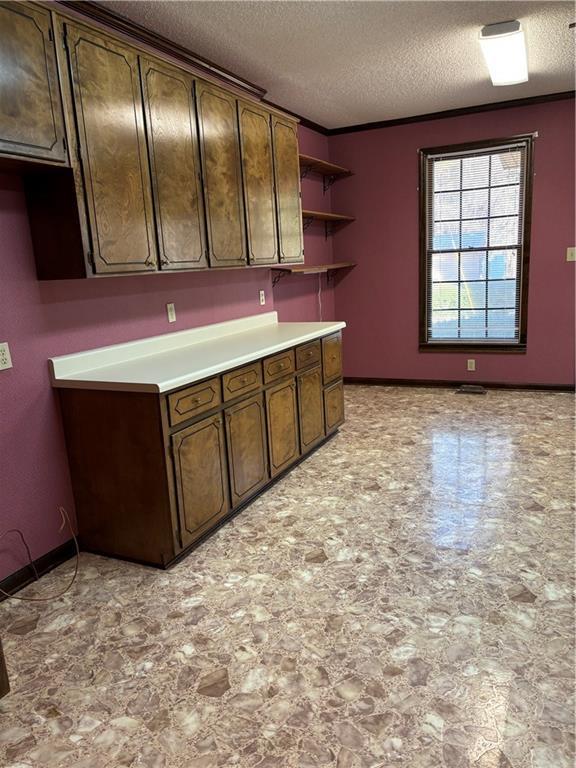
[418,133,535,353]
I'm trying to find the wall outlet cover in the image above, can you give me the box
[567,247,576,262]
[166,303,176,323]
[467,359,476,372]
[259,289,266,306]
[0,341,13,371]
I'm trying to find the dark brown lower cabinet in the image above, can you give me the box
[58,334,344,568]
[266,378,299,477]
[225,393,269,505]
[324,380,345,433]
[172,413,230,547]
[297,366,325,452]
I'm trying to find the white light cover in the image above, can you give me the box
[479,20,528,86]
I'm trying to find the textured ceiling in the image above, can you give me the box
[99,1,575,129]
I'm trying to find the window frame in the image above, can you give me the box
[418,134,535,353]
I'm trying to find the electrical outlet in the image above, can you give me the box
[467,359,476,372]
[166,303,176,323]
[0,342,13,371]
[259,289,266,306]
[567,247,576,262]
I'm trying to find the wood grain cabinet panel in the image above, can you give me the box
[222,362,262,402]
[172,413,230,547]
[266,378,300,477]
[140,58,207,270]
[196,81,247,267]
[263,349,295,384]
[238,100,278,265]
[322,332,343,384]
[297,365,325,452]
[296,340,321,370]
[225,393,268,505]
[0,2,67,165]
[272,116,304,264]
[65,24,157,274]
[324,380,345,433]
[168,377,221,427]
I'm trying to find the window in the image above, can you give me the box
[419,135,534,351]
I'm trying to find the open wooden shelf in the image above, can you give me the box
[302,209,355,238]
[271,261,355,286]
[299,154,352,190]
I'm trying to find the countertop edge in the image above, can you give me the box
[51,322,346,394]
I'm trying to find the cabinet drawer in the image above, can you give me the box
[168,377,221,427]
[263,349,295,384]
[322,332,343,385]
[223,362,262,401]
[296,340,321,370]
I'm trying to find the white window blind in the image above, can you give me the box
[422,137,532,345]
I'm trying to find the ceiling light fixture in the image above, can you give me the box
[479,20,528,86]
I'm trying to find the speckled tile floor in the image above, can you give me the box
[1,385,574,768]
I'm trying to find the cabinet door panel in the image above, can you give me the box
[266,378,300,477]
[65,24,157,273]
[272,116,303,264]
[297,366,325,453]
[172,413,230,547]
[225,393,268,505]
[0,2,67,164]
[324,380,345,434]
[196,81,247,267]
[141,59,207,270]
[322,332,343,385]
[238,101,278,264]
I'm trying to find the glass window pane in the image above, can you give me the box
[462,156,489,189]
[491,151,521,186]
[433,221,459,250]
[461,310,486,339]
[434,159,461,192]
[487,309,516,339]
[432,253,458,282]
[488,250,517,279]
[431,310,458,339]
[461,282,486,309]
[490,185,519,216]
[488,280,517,308]
[461,220,487,249]
[434,192,460,221]
[489,216,519,246]
[432,283,458,310]
[460,251,486,280]
[462,189,488,219]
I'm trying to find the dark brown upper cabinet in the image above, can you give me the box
[0,2,67,166]
[64,24,157,274]
[238,100,279,265]
[272,116,304,264]
[196,81,247,268]
[140,58,208,271]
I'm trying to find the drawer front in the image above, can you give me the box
[324,380,345,433]
[168,377,221,426]
[263,349,295,384]
[322,332,343,385]
[296,340,321,370]
[223,361,262,401]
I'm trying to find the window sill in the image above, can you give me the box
[419,343,527,354]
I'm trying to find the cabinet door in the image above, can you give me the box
[322,332,343,385]
[65,24,157,274]
[0,2,67,164]
[172,413,230,548]
[272,116,303,264]
[324,380,345,434]
[265,378,300,477]
[238,101,278,265]
[196,81,247,267]
[141,58,207,271]
[225,393,268,506]
[297,366,325,453]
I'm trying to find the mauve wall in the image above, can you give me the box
[273,126,336,322]
[329,99,575,385]
[0,174,274,580]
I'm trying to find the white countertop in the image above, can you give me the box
[49,312,346,393]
